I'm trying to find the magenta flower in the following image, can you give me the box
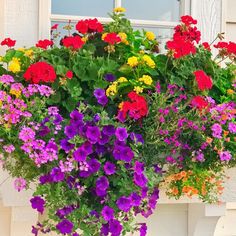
[101,206,114,221]
[219,151,232,161]
[115,127,128,141]
[56,219,74,234]
[228,122,236,133]
[109,219,122,236]
[73,146,87,162]
[104,162,116,175]
[116,196,132,212]
[30,196,45,214]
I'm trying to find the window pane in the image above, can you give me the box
[51,0,113,17]
[122,0,180,22]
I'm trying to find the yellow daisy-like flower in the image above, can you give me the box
[17,47,25,52]
[102,33,108,40]
[10,89,21,98]
[227,89,234,95]
[134,86,143,94]
[25,49,34,59]
[113,7,126,13]
[145,31,156,41]
[106,83,117,96]
[117,77,128,83]
[82,36,88,43]
[142,55,155,69]
[139,75,153,85]
[127,56,139,67]
[118,32,129,45]
[8,57,21,73]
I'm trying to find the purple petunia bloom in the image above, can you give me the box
[139,223,147,236]
[39,174,52,185]
[64,125,77,138]
[134,173,148,188]
[87,158,101,173]
[101,224,109,236]
[113,145,134,162]
[56,206,74,219]
[90,210,99,218]
[116,196,132,212]
[94,88,106,99]
[56,219,74,235]
[73,146,87,162]
[60,138,75,153]
[99,133,110,145]
[70,110,84,124]
[134,161,144,174]
[211,123,222,139]
[98,96,108,106]
[38,125,50,137]
[130,192,141,207]
[95,188,107,197]
[130,132,144,144]
[219,151,232,161]
[86,126,101,144]
[228,122,236,134]
[101,206,114,221]
[53,114,63,125]
[104,73,116,82]
[104,162,116,175]
[30,196,45,214]
[96,176,109,190]
[50,167,65,182]
[103,125,116,136]
[115,127,128,141]
[148,188,159,209]
[93,114,101,123]
[109,219,122,236]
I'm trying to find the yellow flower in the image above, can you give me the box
[106,83,117,96]
[0,56,3,62]
[102,33,108,40]
[17,48,25,52]
[142,55,155,69]
[139,75,153,85]
[10,89,21,98]
[82,36,88,42]
[8,57,21,73]
[146,31,156,41]
[134,86,143,94]
[127,56,139,67]
[118,32,129,45]
[117,77,128,83]
[113,7,126,13]
[118,102,124,109]
[227,89,234,95]
[25,49,34,59]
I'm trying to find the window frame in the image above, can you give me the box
[39,0,191,39]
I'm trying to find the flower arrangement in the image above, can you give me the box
[0,8,235,236]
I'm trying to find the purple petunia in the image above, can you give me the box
[60,138,75,153]
[228,122,236,134]
[104,162,116,175]
[104,73,116,82]
[56,206,74,219]
[211,123,222,139]
[64,125,77,138]
[96,176,109,190]
[30,196,45,214]
[73,146,87,162]
[101,224,109,236]
[130,192,141,207]
[130,132,144,144]
[109,219,122,236]
[219,151,232,161]
[115,127,128,141]
[103,125,116,136]
[94,89,108,106]
[116,196,132,212]
[139,223,147,236]
[113,145,134,162]
[86,126,101,144]
[50,167,65,182]
[70,110,84,124]
[56,219,74,235]
[134,173,148,188]
[101,206,114,221]
[134,161,144,174]
[87,158,101,173]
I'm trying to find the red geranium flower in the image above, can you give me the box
[202,42,211,51]
[23,62,56,84]
[191,96,209,110]
[194,70,213,91]
[62,36,85,50]
[76,18,103,34]
[1,38,16,47]
[103,33,121,45]
[36,39,54,49]
[66,70,73,79]
[181,15,197,26]
[120,91,148,120]
[51,24,59,30]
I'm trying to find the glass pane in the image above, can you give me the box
[123,0,180,22]
[51,0,113,17]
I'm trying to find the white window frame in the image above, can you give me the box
[39,0,191,40]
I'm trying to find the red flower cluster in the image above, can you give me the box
[62,36,85,50]
[66,70,73,79]
[120,92,148,120]
[202,42,211,51]
[1,38,16,47]
[194,70,213,91]
[167,15,200,58]
[23,62,56,84]
[191,96,208,110]
[103,33,121,45]
[214,41,236,56]
[36,39,54,49]
[76,18,103,34]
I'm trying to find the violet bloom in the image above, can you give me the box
[99,133,110,145]
[82,141,93,155]
[130,192,141,207]
[113,145,134,162]
[115,127,128,141]
[60,138,75,153]
[94,88,106,99]
[104,162,116,175]
[98,96,108,106]
[50,167,65,182]
[56,206,74,219]
[104,73,116,82]
[56,219,74,235]
[93,114,101,123]
[140,223,147,236]
[96,176,109,191]
[148,188,159,209]
[133,173,148,188]
[211,123,222,139]
[70,110,84,124]
[116,196,132,212]
[86,126,101,144]
[101,206,114,221]
[53,114,63,125]
[14,177,26,192]
[73,146,87,162]
[130,132,144,145]
[30,196,45,214]
[134,161,144,174]
[103,125,115,136]
[39,174,52,185]
[196,151,205,162]
[64,125,77,138]
[109,219,122,236]
[19,127,35,142]
[219,151,232,161]
[101,224,109,236]
[87,158,101,173]
[228,122,236,134]
[38,125,50,137]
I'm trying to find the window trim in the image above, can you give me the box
[39,0,191,40]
